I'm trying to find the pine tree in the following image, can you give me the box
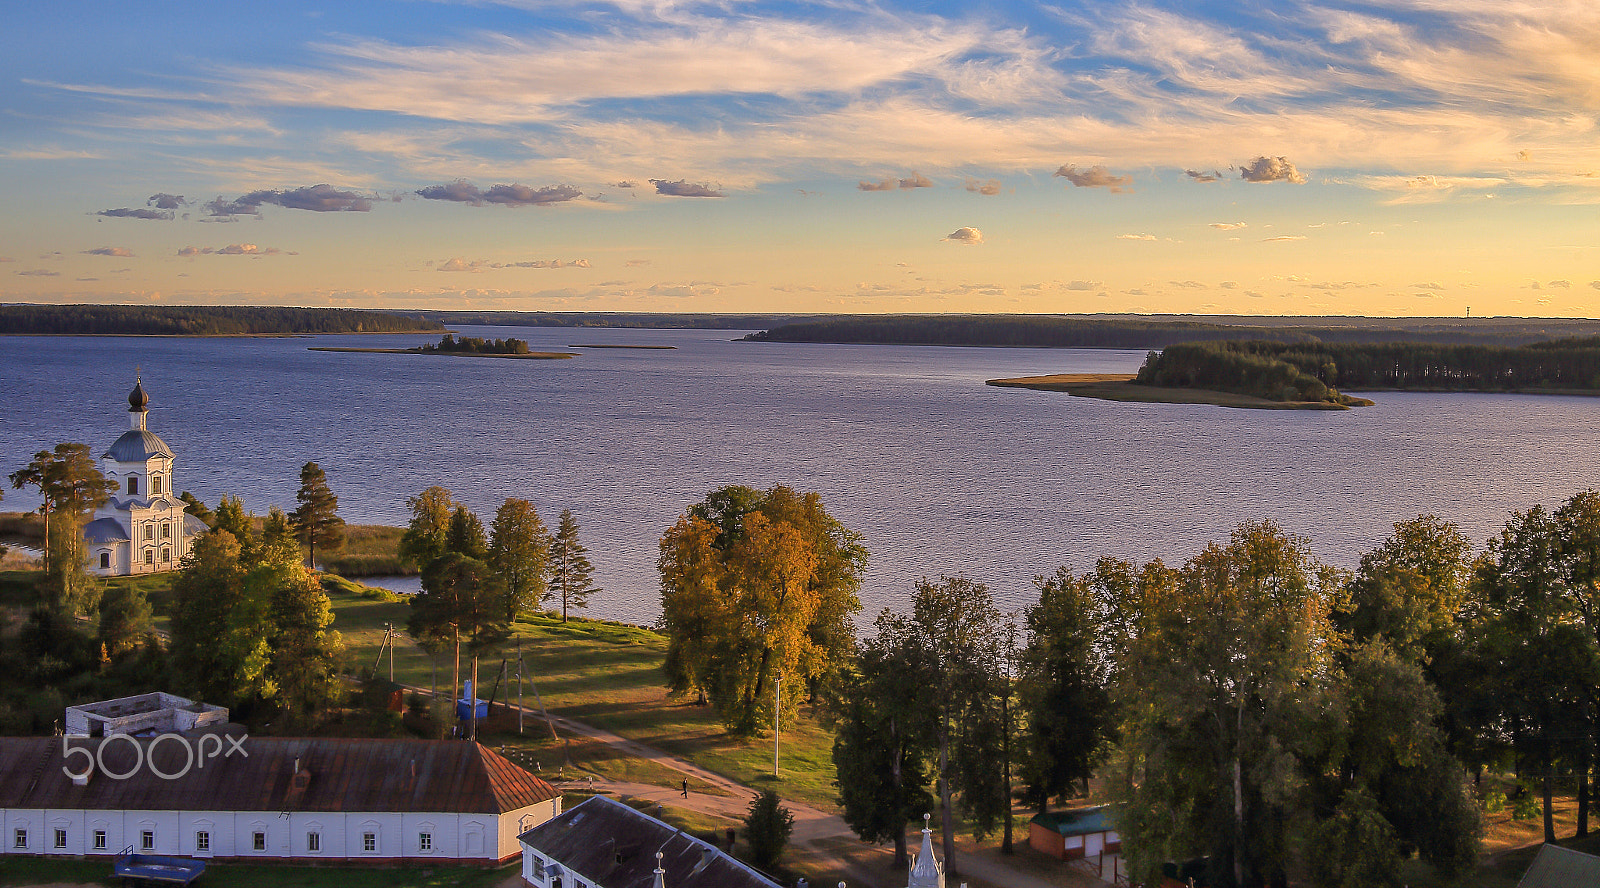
[549,509,597,622]
[447,506,489,559]
[290,461,345,569]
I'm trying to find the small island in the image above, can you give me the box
[311,333,575,359]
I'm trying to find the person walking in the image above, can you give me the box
[681,778,689,798]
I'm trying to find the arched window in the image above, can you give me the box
[128,477,139,496]
[100,552,110,569]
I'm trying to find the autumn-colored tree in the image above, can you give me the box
[659,485,864,735]
[398,486,456,570]
[406,553,509,739]
[169,531,273,707]
[9,442,117,612]
[489,498,551,622]
[259,547,345,729]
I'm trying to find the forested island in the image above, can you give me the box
[310,333,574,359]
[748,314,1600,349]
[0,304,443,336]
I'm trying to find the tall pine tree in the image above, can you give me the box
[290,461,344,569]
[550,509,597,622]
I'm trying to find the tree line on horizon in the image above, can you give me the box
[653,481,1600,888]
[1139,337,1600,401]
[0,304,443,336]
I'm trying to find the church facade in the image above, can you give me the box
[83,379,207,577]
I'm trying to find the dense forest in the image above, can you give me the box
[1139,338,1600,399]
[0,305,443,336]
[749,314,1600,349]
[421,310,811,329]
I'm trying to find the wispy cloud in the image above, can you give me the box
[1209,222,1247,230]
[416,180,583,206]
[83,247,133,257]
[1116,233,1156,240]
[943,227,983,244]
[651,179,723,198]
[178,244,291,256]
[97,208,172,221]
[965,178,1001,196]
[207,184,373,216]
[1054,164,1132,192]
[1263,236,1307,242]
[859,173,934,191]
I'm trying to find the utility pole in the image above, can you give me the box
[517,640,524,735]
[773,674,781,777]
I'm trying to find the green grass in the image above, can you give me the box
[0,856,515,887]
[328,595,842,812]
[323,524,412,576]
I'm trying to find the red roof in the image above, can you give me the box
[0,735,558,815]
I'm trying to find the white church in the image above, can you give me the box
[83,377,208,576]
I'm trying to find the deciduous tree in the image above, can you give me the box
[406,553,508,740]
[9,442,117,607]
[488,498,551,622]
[290,461,345,569]
[169,531,273,707]
[399,486,455,570]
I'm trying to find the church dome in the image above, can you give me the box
[128,379,150,411]
[104,429,175,462]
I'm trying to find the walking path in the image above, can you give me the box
[410,684,1108,888]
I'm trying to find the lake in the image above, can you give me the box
[5,325,1598,624]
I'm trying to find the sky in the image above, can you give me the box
[2,0,1597,317]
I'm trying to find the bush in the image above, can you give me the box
[743,789,794,870]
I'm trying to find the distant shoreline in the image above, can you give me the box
[309,347,576,359]
[569,344,677,349]
[987,373,1356,410]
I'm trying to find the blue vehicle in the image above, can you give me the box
[112,846,206,886]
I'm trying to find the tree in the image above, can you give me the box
[406,553,509,740]
[833,609,938,867]
[399,486,456,570]
[168,531,273,707]
[290,461,345,569]
[260,550,345,729]
[447,506,489,559]
[549,509,597,622]
[1343,514,1475,664]
[1554,489,1600,836]
[743,790,795,870]
[210,495,258,563]
[1115,522,1341,888]
[98,580,154,657]
[658,485,863,734]
[488,498,551,622]
[9,442,117,605]
[1019,565,1116,815]
[178,491,214,525]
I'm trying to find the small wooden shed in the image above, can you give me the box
[1028,805,1121,860]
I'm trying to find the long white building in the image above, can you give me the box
[0,734,560,864]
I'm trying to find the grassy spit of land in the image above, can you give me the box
[987,373,1362,410]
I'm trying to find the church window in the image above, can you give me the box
[100,552,110,569]
[128,477,139,496]
[152,475,163,495]
[161,548,171,562]
[144,550,155,565]
[162,523,172,539]
[144,524,155,541]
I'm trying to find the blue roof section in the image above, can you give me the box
[104,429,175,462]
[182,514,209,535]
[83,517,130,544]
[1031,805,1115,836]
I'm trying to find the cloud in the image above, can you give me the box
[1412,282,1445,290]
[83,247,133,257]
[98,208,173,221]
[1220,281,1238,289]
[899,173,932,189]
[1549,280,1571,288]
[1064,280,1101,290]
[207,184,373,216]
[178,244,288,256]
[611,180,640,189]
[1591,281,1600,290]
[943,227,983,244]
[651,179,723,197]
[1116,233,1156,240]
[1185,169,1223,183]
[1209,222,1247,230]
[1169,280,1205,289]
[1263,236,1307,242]
[435,257,591,271]
[625,259,651,267]
[859,173,933,191]
[438,257,477,273]
[1054,164,1132,192]
[16,269,61,276]
[965,178,1001,196]
[1238,156,1307,184]
[149,194,186,210]
[857,179,895,192]
[416,180,583,206]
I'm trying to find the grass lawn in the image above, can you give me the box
[325,583,842,812]
[322,524,412,576]
[0,856,516,888]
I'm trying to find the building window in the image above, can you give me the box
[418,833,432,852]
[195,832,210,853]
[94,830,107,851]
[144,524,155,540]
[141,830,155,851]
[534,858,546,879]
[144,549,155,565]
[252,832,266,852]
[100,552,111,569]
[161,522,171,539]
[54,829,67,849]
[161,548,171,562]
[152,475,163,495]
[363,833,376,853]
[13,829,24,849]
[307,832,320,853]
[128,477,139,496]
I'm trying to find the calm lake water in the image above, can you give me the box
[5,326,1599,624]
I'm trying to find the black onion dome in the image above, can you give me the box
[128,380,150,412]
